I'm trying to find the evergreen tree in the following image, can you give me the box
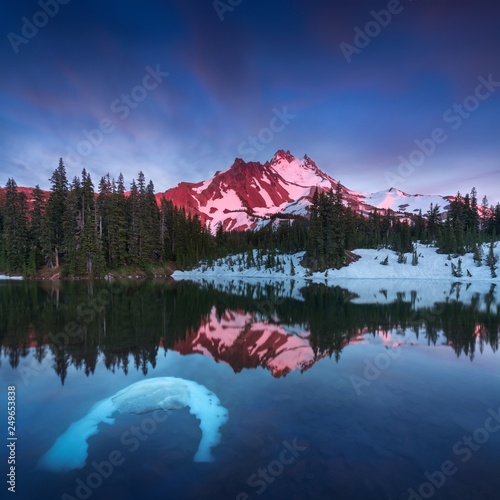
[64,175,83,275]
[494,204,500,236]
[42,159,68,268]
[136,172,151,263]
[143,180,160,264]
[109,174,128,268]
[97,175,112,265]
[29,185,46,269]
[413,209,424,241]
[80,170,105,276]
[438,214,457,255]
[332,182,346,267]
[127,179,140,264]
[2,179,29,273]
[456,258,463,277]
[426,203,441,242]
[411,250,418,266]
[486,239,498,278]
[306,189,323,269]
[215,221,225,250]
[246,248,255,269]
[480,195,489,231]
[472,243,483,267]
[469,187,479,234]
[160,196,175,260]
[305,185,346,271]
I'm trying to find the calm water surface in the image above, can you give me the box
[0,278,499,500]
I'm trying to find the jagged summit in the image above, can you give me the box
[271,149,296,164]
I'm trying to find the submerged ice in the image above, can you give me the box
[37,377,228,472]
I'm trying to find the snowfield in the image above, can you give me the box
[173,243,498,282]
[362,187,450,214]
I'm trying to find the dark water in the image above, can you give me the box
[0,278,499,500]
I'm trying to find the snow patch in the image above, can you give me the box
[37,377,228,471]
[173,244,499,309]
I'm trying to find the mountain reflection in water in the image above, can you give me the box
[0,279,498,384]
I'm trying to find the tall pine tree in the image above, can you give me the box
[42,159,68,268]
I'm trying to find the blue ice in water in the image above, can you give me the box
[37,377,228,471]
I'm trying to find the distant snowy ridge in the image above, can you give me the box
[362,187,451,215]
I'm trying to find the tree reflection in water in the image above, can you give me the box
[0,279,498,384]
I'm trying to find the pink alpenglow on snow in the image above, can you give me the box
[159,151,452,233]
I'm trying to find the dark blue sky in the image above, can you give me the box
[1,0,499,203]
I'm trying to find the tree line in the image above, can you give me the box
[0,159,212,276]
[303,183,500,272]
[0,160,499,276]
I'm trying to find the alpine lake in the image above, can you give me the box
[1,276,499,500]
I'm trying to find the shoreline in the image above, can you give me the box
[0,267,175,282]
[173,245,500,283]
[2,244,498,283]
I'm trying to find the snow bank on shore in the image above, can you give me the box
[173,244,498,282]
[172,244,498,310]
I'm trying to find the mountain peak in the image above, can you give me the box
[232,157,247,169]
[302,154,319,170]
[388,187,413,197]
[271,149,295,164]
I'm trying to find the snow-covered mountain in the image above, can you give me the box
[160,150,452,231]
[362,187,451,217]
[172,306,337,377]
